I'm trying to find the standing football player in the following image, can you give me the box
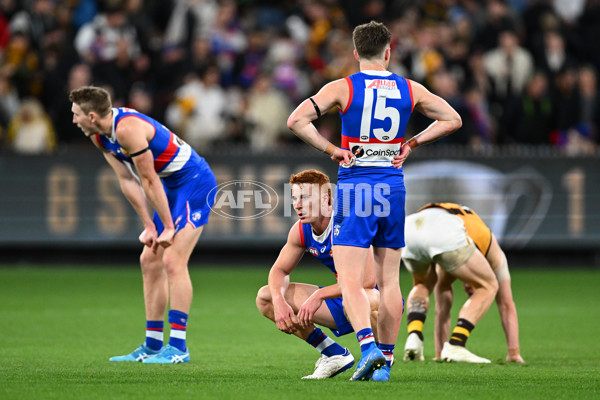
[287,21,461,380]
[70,86,217,364]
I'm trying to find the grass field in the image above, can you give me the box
[1,264,599,399]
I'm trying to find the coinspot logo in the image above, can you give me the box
[208,180,279,220]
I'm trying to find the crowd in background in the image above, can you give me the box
[0,0,599,155]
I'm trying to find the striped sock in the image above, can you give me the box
[378,343,395,367]
[407,312,426,341]
[356,328,376,353]
[449,318,475,347]
[145,320,163,351]
[168,310,188,352]
[306,327,345,357]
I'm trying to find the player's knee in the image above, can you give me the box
[161,252,187,276]
[256,285,272,314]
[140,249,162,272]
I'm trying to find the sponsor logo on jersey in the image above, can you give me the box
[320,246,327,253]
[365,79,397,90]
[309,247,319,257]
[349,142,400,164]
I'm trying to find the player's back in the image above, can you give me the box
[99,107,211,187]
[338,71,413,182]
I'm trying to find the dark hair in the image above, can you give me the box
[289,169,332,205]
[352,21,392,60]
[68,86,112,117]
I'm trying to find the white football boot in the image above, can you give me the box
[403,333,425,361]
[441,342,491,363]
[302,348,355,379]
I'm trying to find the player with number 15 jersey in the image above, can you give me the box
[334,70,414,248]
[287,21,462,381]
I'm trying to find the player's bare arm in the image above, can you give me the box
[268,221,306,334]
[287,79,354,166]
[297,247,377,328]
[93,135,158,250]
[115,117,176,247]
[433,265,456,359]
[486,235,524,362]
[392,81,462,168]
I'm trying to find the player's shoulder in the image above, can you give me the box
[287,220,305,246]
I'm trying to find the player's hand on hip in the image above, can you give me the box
[392,142,412,168]
[332,147,356,168]
[157,227,176,248]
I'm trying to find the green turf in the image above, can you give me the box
[0,265,598,399]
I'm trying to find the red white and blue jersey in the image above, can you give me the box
[95,107,211,187]
[299,219,336,276]
[338,70,414,181]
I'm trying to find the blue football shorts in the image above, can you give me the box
[333,181,406,248]
[153,169,217,235]
[324,296,354,337]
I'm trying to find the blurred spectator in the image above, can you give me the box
[266,34,311,103]
[507,72,554,144]
[0,11,11,50]
[483,29,534,100]
[163,0,218,48]
[476,0,522,52]
[74,3,148,103]
[234,29,269,88]
[127,82,157,119]
[208,0,247,87]
[4,97,56,154]
[2,31,40,97]
[8,0,56,52]
[406,25,445,85]
[578,65,600,142]
[462,85,495,148]
[50,62,92,146]
[552,0,585,25]
[0,71,20,135]
[165,64,227,151]
[74,4,141,64]
[534,29,571,80]
[243,73,291,151]
[552,64,580,132]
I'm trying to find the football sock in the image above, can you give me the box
[449,318,475,347]
[407,312,426,341]
[378,343,395,367]
[357,328,376,354]
[145,320,164,351]
[306,327,345,357]
[168,310,188,352]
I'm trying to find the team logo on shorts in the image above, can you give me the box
[308,247,319,257]
[192,211,202,221]
[333,224,341,237]
[174,216,182,226]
